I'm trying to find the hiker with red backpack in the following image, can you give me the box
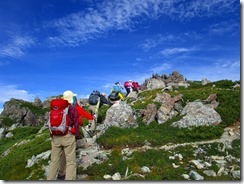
[47,90,78,180]
[132,81,140,93]
[124,80,133,97]
[47,90,94,180]
[58,91,94,180]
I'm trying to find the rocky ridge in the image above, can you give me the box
[0,71,240,180]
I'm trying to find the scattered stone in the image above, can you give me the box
[172,163,180,168]
[203,170,217,177]
[181,174,190,180]
[103,174,112,180]
[141,166,150,173]
[190,160,204,169]
[112,172,121,180]
[189,170,204,180]
[231,170,240,179]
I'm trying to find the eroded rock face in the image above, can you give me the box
[33,97,43,107]
[156,93,178,124]
[0,98,43,126]
[146,78,166,90]
[165,71,185,84]
[141,71,190,91]
[103,101,138,129]
[153,93,183,125]
[172,101,222,128]
[142,103,157,125]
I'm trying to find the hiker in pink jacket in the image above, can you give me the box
[124,80,133,97]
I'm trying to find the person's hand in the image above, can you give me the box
[88,122,91,128]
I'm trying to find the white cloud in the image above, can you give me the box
[45,0,236,47]
[159,47,194,56]
[208,21,239,35]
[139,32,202,52]
[0,84,35,103]
[174,0,238,20]
[215,60,240,73]
[46,0,155,46]
[0,35,35,59]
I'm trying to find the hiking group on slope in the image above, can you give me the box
[47,80,140,180]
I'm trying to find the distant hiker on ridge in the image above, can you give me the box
[111,82,125,100]
[124,80,133,97]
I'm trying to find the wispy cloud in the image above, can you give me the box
[45,0,236,47]
[173,0,238,20]
[139,32,202,52]
[159,47,195,56]
[208,20,239,35]
[215,59,240,72]
[0,84,35,103]
[46,0,160,47]
[0,35,35,59]
[149,62,172,74]
[183,58,240,81]
[139,34,176,52]
[0,0,237,60]
[0,61,10,66]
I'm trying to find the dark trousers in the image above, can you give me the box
[125,87,131,97]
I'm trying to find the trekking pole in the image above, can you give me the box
[93,97,100,139]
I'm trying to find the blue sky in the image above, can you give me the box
[0,0,241,112]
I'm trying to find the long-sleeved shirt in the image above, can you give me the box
[76,103,94,126]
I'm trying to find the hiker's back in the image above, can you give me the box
[88,90,100,105]
[48,98,70,135]
[108,90,120,101]
[124,81,130,88]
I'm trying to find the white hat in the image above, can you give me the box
[63,90,77,104]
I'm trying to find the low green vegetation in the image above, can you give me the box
[0,79,240,180]
[98,80,239,149]
[20,101,49,116]
[0,127,50,180]
[83,140,240,181]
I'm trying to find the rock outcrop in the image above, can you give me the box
[1,99,40,126]
[103,101,137,129]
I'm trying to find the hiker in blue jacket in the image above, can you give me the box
[111,82,125,100]
[112,82,124,92]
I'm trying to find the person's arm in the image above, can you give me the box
[69,105,79,139]
[76,104,94,120]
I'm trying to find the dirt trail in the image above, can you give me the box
[157,120,240,151]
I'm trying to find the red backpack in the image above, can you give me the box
[48,99,70,135]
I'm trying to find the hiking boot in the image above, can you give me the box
[57,174,65,180]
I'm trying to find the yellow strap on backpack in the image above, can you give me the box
[118,92,125,100]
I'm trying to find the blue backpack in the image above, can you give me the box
[88,90,100,105]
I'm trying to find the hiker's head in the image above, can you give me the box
[115,82,120,85]
[63,90,77,104]
[101,92,106,96]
